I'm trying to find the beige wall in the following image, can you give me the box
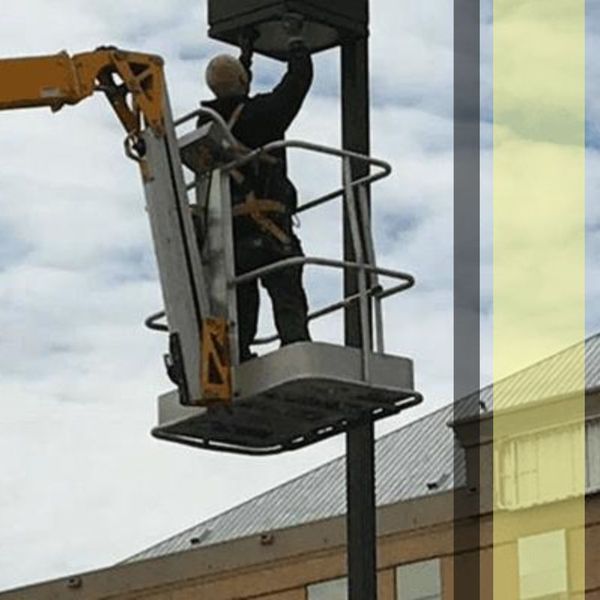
[102,510,600,600]
[3,491,600,599]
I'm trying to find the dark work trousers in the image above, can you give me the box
[234,234,310,361]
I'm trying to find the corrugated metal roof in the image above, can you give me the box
[465,334,600,412]
[128,405,460,562]
[127,333,600,563]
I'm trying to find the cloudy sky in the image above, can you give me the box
[0,0,597,592]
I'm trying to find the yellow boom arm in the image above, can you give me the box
[0,48,166,139]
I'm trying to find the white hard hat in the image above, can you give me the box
[205,54,249,98]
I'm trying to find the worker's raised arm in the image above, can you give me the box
[238,28,259,85]
[249,17,314,135]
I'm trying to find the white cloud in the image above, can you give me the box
[3,0,595,593]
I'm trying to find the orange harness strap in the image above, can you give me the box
[232,192,291,245]
[228,105,290,245]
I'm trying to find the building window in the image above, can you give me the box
[307,577,347,600]
[496,420,589,509]
[396,559,441,600]
[518,530,568,599]
[587,418,600,491]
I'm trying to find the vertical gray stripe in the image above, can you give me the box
[454,0,481,597]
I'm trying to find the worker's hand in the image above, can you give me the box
[282,12,305,47]
[239,27,258,83]
[239,27,259,56]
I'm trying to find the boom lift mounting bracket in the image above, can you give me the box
[0,48,166,179]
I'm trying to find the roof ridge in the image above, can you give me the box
[376,402,453,443]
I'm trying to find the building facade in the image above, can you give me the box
[3,337,600,600]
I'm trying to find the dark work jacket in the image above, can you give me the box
[199,44,313,245]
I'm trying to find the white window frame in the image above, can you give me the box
[495,416,595,510]
[518,529,569,599]
[396,558,442,600]
[307,576,347,600]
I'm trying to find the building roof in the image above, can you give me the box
[127,333,600,563]
[471,335,600,412]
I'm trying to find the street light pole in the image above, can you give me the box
[341,32,377,600]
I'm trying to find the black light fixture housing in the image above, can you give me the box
[208,0,368,60]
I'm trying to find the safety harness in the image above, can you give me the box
[227,103,292,246]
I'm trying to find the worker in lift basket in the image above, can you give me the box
[199,16,313,362]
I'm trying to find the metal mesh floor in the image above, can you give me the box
[153,343,422,455]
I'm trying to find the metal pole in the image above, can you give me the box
[342,32,377,600]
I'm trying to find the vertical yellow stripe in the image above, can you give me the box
[493,0,585,598]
